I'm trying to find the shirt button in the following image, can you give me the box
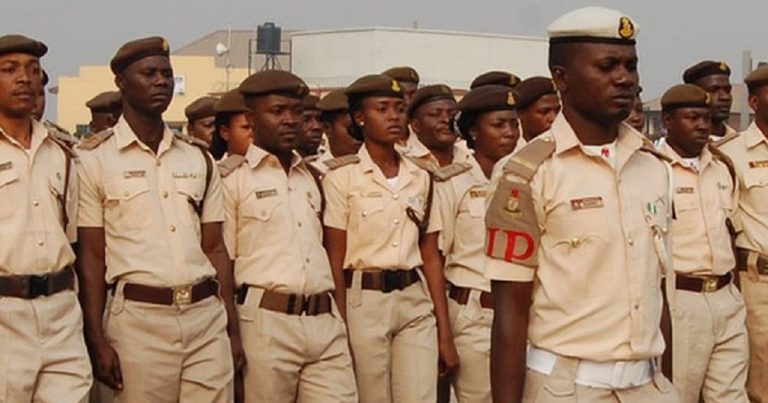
[362,211,368,217]
[37,240,44,246]
[305,258,310,263]
[394,219,400,225]
[634,304,640,310]
[170,225,176,233]
[32,200,39,206]
[627,237,634,246]
[123,191,130,197]
[156,160,161,167]
[297,222,302,227]
[570,238,581,247]
[392,241,399,247]
[162,191,169,198]
[393,194,399,200]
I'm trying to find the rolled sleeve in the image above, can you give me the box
[221,174,238,259]
[484,256,536,282]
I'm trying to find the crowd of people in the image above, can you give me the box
[1,5,768,403]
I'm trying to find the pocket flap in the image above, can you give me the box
[105,178,150,201]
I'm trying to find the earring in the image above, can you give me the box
[358,121,365,127]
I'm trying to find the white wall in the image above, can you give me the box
[291,27,549,90]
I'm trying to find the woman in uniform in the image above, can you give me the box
[209,89,254,161]
[322,74,459,403]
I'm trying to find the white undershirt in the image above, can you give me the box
[583,140,618,167]
[385,176,399,189]
[681,157,701,172]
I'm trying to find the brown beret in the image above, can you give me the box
[745,65,768,92]
[515,77,558,109]
[214,89,249,114]
[469,71,521,89]
[661,84,711,110]
[345,74,404,101]
[110,36,170,74]
[184,96,218,122]
[457,85,517,114]
[683,60,731,84]
[382,66,420,84]
[238,70,309,98]
[407,84,455,118]
[302,94,320,110]
[86,91,122,112]
[0,34,47,58]
[316,89,349,112]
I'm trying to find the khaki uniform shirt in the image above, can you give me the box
[323,144,441,271]
[308,151,332,176]
[717,122,768,253]
[77,117,223,287]
[438,146,491,292]
[485,115,670,361]
[0,120,77,275]
[660,143,737,275]
[223,145,333,295]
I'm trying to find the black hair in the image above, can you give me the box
[455,111,478,149]
[548,42,578,71]
[209,112,236,160]
[320,110,346,125]
[346,94,366,141]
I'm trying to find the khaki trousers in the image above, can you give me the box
[522,356,679,403]
[346,276,438,403]
[447,294,492,403]
[0,289,92,403]
[671,283,749,403]
[237,288,357,403]
[740,270,768,402]
[106,285,233,403]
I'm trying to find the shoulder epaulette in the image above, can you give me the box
[174,131,209,149]
[77,128,114,150]
[217,154,247,178]
[403,155,438,174]
[323,154,360,170]
[432,162,472,182]
[502,137,556,181]
[639,138,672,162]
[712,131,739,148]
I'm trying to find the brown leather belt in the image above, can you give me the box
[343,267,421,293]
[0,266,75,299]
[675,272,732,293]
[122,277,219,306]
[236,286,332,316]
[735,248,768,275]
[448,282,493,309]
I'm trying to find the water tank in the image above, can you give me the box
[257,22,282,54]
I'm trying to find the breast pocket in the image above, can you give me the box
[743,170,768,213]
[349,195,386,243]
[241,193,281,223]
[673,194,700,232]
[104,178,151,231]
[0,168,19,220]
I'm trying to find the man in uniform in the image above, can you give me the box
[296,94,325,164]
[469,71,521,90]
[76,36,242,403]
[659,84,748,402]
[515,76,560,142]
[314,89,361,173]
[486,8,678,402]
[684,60,736,139]
[405,84,458,168]
[32,69,47,121]
[0,33,92,403]
[219,69,358,402]
[715,64,768,402]
[185,95,218,146]
[86,91,122,134]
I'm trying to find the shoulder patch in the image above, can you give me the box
[712,131,739,148]
[77,129,114,150]
[403,155,438,174]
[484,176,539,267]
[432,162,473,182]
[639,138,672,162]
[323,154,360,170]
[217,154,247,178]
[502,137,556,181]
[174,131,209,149]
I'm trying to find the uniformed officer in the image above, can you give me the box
[219,69,357,403]
[515,76,560,142]
[0,33,92,403]
[76,36,242,403]
[405,84,458,168]
[436,84,522,403]
[296,94,325,162]
[486,8,678,402]
[209,89,253,161]
[32,69,47,120]
[715,64,768,402]
[684,60,736,139]
[185,95,218,146]
[322,74,459,403]
[625,87,647,134]
[383,66,420,106]
[469,71,521,90]
[86,91,122,134]
[314,89,362,174]
[658,84,748,402]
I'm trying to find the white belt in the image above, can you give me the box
[526,346,654,389]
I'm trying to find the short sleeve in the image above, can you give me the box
[76,152,104,228]
[201,153,225,224]
[65,158,79,242]
[221,173,238,259]
[322,168,350,230]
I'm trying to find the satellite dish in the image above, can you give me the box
[215,42,229,57]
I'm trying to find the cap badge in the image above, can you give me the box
[705,93,712,105]
[161,39,169,52]
[391,80,401,92]
[618,17,635,39]
[720,62,729,72]
[507,92,516,106]
[510,76,519,86]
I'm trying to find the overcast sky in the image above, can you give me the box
[6,0,765,121]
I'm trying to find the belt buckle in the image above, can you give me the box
[28,274,50,298]
[382,271,399,293]
[173,285,193,305]
[702,277,718,293]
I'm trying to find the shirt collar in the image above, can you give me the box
[745,121,767,149]
[114,115,174,153]
[660,141,712,171]
[550,113,644,159]
[246,144,303,171]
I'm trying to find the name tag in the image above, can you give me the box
[676,187,694,194]
[469,189,486,198]
[255,189,278,199]
[123,170,146,179]
[749,160,768,168]
[570,196,603,210]
[363,191,383,198]
[173,172,198,179]
[0,161,13,172]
